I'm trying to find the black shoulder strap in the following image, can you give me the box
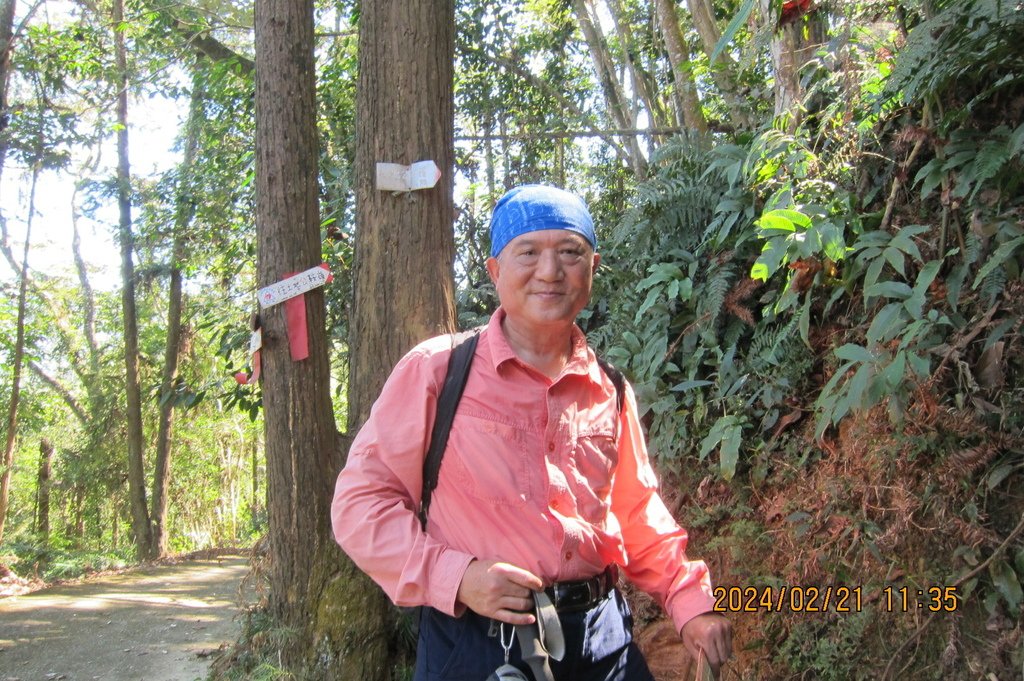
[418,330,480,530]
[596,356,625,412]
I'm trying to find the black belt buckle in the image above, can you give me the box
[547,567,613,613]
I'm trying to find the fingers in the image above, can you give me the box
[492,562,544,591]
[682,613,734,676]
[457,559,544,622]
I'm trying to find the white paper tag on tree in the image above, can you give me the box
[257,264,332,308]
[376,160,441,192]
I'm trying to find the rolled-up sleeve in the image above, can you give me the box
[610,384,717,632]
[331,345,476,616]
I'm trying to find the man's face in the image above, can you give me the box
[486,229,600,330]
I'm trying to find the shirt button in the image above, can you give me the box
[547,442,555,452]
[564,551,573,561]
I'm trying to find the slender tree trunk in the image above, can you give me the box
[35,438,53,544]
[150,82,203,557]
[655,0,708,133]
[604,0,667,130]
[684,0,754,129]
[0,165,36,544]
[571,0,648,178]
[0,0,16,187]
[253,0,350,673]
[113,0,154,561]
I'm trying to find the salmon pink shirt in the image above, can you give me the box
[331,309,716,633]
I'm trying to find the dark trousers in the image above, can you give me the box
[413,589,655,681]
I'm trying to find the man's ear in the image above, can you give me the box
[592,252,601,274]
[486,256,500,285]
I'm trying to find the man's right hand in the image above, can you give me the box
[457,559,544,625]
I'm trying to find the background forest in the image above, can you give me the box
[1,0,1022,678]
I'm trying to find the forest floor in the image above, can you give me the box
[0,553,251,681]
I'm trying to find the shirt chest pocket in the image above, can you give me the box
[568,431,618,520]
[444,413,533,507]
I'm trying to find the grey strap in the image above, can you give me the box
[513,591,565,681]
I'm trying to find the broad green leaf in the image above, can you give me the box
[670,380,714,392]
[720,424,742,481]
[866,302,906,346]
[913,350,937,376]
[756,213,797,234]
[710,0,755,63]
[882,246,905,276]
[881,351,906,390]
[834,343,874,363]
[989,559,1023,612]
[865,281,913,300]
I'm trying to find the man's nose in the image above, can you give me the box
[535,250,563,280]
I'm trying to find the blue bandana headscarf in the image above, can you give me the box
[489,185,597,257]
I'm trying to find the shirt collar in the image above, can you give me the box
[486,308,598,383]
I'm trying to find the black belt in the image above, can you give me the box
[544,566,616,613]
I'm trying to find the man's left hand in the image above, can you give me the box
[681,612,732,676]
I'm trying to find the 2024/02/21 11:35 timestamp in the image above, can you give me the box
[712,585,959,613]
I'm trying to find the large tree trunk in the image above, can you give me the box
[253,0,352,674]
[0,166,35,544]
[113,0,154,561]
[766,2,828,127]
[349,0,458,426]
[332,0,459,678]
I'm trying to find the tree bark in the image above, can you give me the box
[0,0,16,186]
[36,438,53,544]
[0,164,35,544]
[349,0,458,427]
[604,0,667,130]
[765,2,827,126]
[150,81,204,557]
[684,0,755,129]
[571,0,648,178]
[113,0,154,562]
[253,0,352,674]
[655,0,709,133]
[334,0,459,678]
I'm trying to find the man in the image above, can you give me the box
[332,185,732,680]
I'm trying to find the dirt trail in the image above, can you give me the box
[0,555,251,681]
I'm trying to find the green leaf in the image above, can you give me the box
[865,281,913,300]
[636,287,662,321]
[972,235,1024,289]
[834,344,874,363]
[866,302,906,346]
[670,380,714,392]
[881,351,906,390]
[798,291,812,347]
[989,559,1023,613]
[710,0,756,64]
[882,246,906,277]
[906,351,931,377]
[720,424,742,481]
[987,463,1015,489]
